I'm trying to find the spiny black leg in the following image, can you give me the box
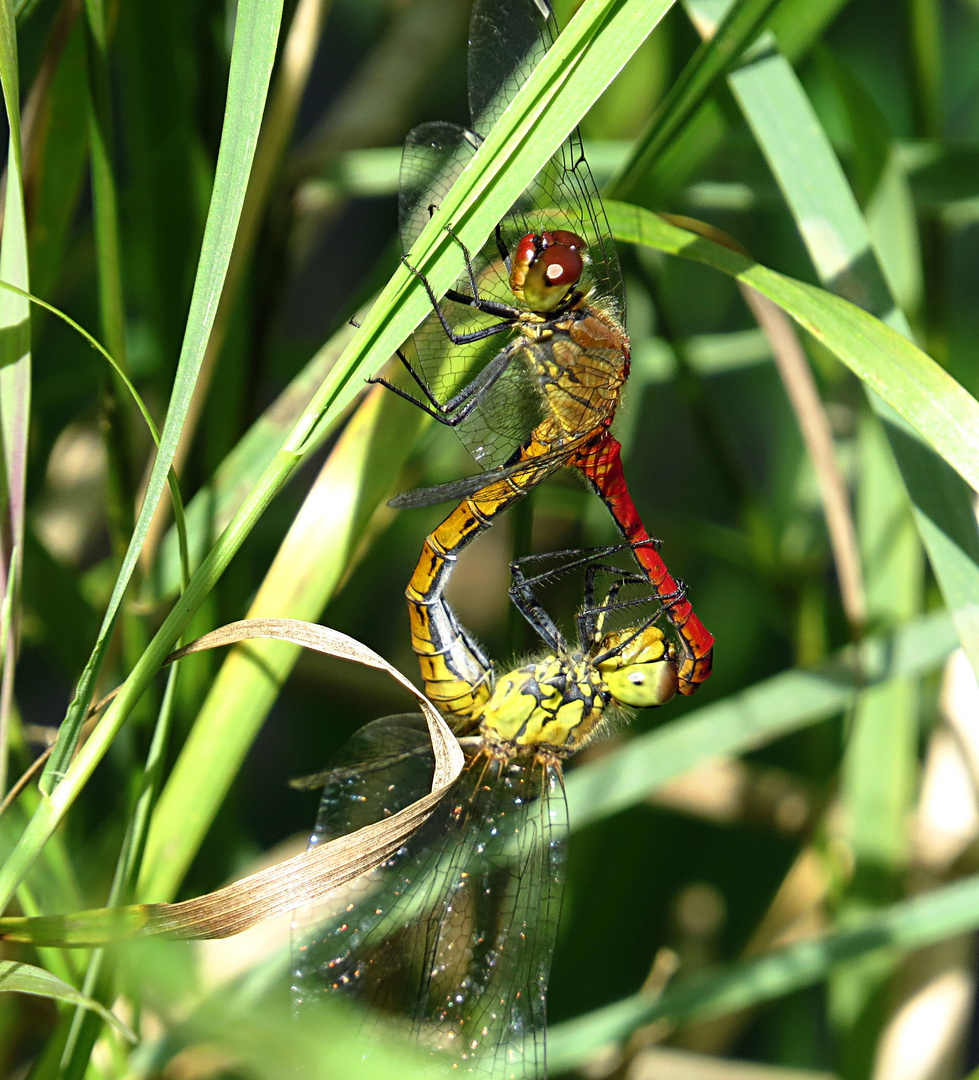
[403,255,517,345]
[370,342,519,428]
[583,578,689,661]
[495,223,510,268]
[510,541,661,594]
[508,579,564,654]
[445,225,482,300]
[442,288,523,321]
[509,544,648,653]
[368,346,451,411]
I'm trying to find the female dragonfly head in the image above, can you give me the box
[509,229,587,312]
[594,625,679,709]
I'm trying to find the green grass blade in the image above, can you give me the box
[147,313,357,601]
[0,961,133,1039]
[139,389,428,901]
[39,0,285,792]
[699,20,979,686]
[908,0,942,138]
[607,206,979,502]
[83,0,126,366]
[83,0,138,566]
[28,11,89,300]
[613,0,781,201]
[632,0,849,200]
[0,0,31,797]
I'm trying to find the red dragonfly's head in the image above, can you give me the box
[509,229,586,311]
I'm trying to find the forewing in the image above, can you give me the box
[468,0,624,323]
[399,122,543,468]
[292,715,439,1017]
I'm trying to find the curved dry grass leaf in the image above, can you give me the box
[0,619,464,945]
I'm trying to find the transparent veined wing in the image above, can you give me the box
[395,0,624,472]
[292,715,568,1080]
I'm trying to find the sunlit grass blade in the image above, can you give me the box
[613,0,780,201]
[0,961,134,1039]
[0,0,31,797]
[148,319,357,601]
[0,0,286,916]
[607,206,979,498]
[703,21,979,686]
[140,387,430,901]
[38,0,285,791]
[142,0,330,569]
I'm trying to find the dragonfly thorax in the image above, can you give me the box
[510,230,586,312]
[477,653,608,755]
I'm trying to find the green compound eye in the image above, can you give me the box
[605,661,678,708]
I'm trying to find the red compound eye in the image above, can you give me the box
[509,230,586,310]
[545,229,586,251]
[539,245,583,288]
[514,234,539,268]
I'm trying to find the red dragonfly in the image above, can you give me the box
[375,0,713,695]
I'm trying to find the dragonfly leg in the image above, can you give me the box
[580,575,686,657]
[494,222,510,267]
[573,434,715,693]
[369,346,459,412]
[508,542,664,654]
[402,255,517,344]
[442,225,520,321]
[445,225,482,300]
[507,577,563,655]
[509,540,662,592]
[371,342,518,428]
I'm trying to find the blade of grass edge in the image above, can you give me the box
[39,0,285,791]
[0,961,133,1040]
[708,26,979,697]
[606,206,979,509]
[83,0,139,569]
[0,0,31,798]
[612,0,782,201]
[139,388,428,901]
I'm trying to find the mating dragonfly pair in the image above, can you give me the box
[293,0,714,1075]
